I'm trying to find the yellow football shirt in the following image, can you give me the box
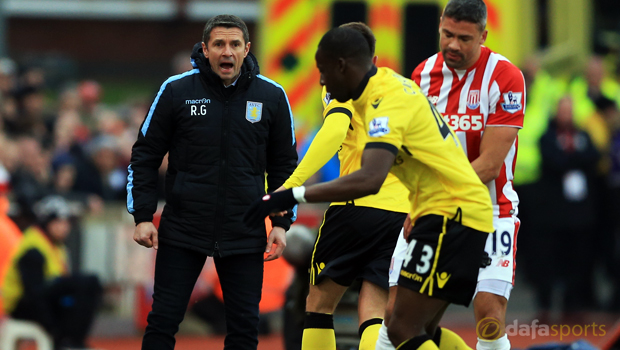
[354,67,494,233]
[283,86,409,213]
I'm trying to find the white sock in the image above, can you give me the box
[375,320,396,350]
[476,334,510,350]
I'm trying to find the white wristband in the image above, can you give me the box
[292,186,307,203]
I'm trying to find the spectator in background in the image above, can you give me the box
[0,58,17,96]
[8,85,56,145]
[77,80,103,134]
[171,50,194,75]
[535,96,600,323]
[0,58,18,129]
[49,152,103,216]
[516,56,564,301]
[0,134,21,175]
[516,55,566,185]
[56,85,91,146]
[73,134,127,201]
[592,96,620,310]
[570,55,620,125]
[3,65,54,142]
[53,108,81,154]
[19,66,46,90]
[96,108,126,139]
[119,99,150,162]
[10,136,53,229]
[1,195,102,350]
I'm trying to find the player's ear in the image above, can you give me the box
[372,55,378,65]
[337,57,347,73]
[480,29,488,45]
[201,42,209,59]
[244,42,251,57]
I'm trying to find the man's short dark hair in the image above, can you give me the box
[202,14,250,44]
[443,0,487,31]
[318,27,372,63]
[339,22,376,56]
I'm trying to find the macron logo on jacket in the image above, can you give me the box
[185,98,211,104]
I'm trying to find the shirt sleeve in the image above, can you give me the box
[363,96,408,156]
[127,81,175,224]
[282,90,352,188]
[487,63,526,128]
[282,110,350,188]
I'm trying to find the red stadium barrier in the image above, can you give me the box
[601,320,620,350]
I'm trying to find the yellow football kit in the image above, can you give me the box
[355,67,494,233]
[284,86,409,213]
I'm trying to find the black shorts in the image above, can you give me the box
[397,214,489,306]
[310,205,407,290]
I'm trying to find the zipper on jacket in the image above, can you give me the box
[214,100,229,255]
[214,241,221,257]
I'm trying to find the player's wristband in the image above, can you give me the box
[292,186,307,203]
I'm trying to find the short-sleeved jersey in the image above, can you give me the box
[321,87,409,213]
[412,46,525,217]
[356,66,494,234]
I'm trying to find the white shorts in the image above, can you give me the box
[388,229,407,287]
[477,216,520,284]
[389,216,520,298]
[475,279,513,300]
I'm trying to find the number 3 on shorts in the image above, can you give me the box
[403,238,434,275]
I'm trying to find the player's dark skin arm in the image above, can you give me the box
[304,147,395,203]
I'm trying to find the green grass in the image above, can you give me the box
[99,79,160,105]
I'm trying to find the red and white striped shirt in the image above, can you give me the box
[412,46,526,218]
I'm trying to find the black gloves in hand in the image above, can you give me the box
[243,189,298,226]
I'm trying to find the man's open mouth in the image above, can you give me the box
[220,62,234,72]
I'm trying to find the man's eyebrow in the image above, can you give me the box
[212,38,243,44]
[441,28,473,39]
[441,28,453,35]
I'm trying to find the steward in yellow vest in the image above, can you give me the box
[1,195,102,350]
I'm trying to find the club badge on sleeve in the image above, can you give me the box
[323,92,333,106]
[246,101,263,123]
[500,92,522,113]
[368,117,390,137]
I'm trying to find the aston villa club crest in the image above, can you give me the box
[246,101,263,123]
[467,90,480,110]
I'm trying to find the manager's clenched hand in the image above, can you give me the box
[134,221,159,250]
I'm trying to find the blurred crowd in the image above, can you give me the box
[0,56,150,231]
[516,54,620,321]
